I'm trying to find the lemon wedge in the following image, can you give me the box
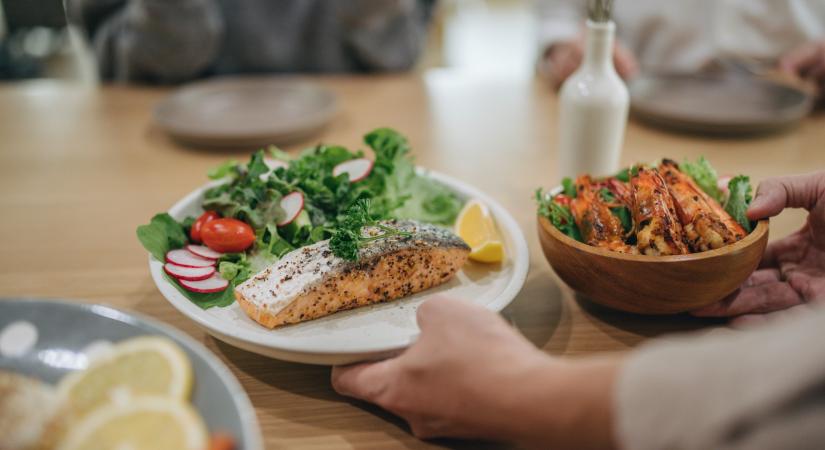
[57,336,192,418]
[57,396,208,450]
[455,199,505,263]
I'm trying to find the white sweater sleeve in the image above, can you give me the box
[614,307,825,450]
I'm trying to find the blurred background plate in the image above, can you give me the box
[0,298,263,450]
[154,77,337,148]
[629,73,814,136]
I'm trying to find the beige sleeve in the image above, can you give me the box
[615,307,825,450]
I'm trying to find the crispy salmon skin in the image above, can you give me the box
[235,220,470,328]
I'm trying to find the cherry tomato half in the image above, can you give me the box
[190,211,221,243]
[201,218,255,253]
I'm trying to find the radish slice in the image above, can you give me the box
[164,263,215,281]
[332,158,373,183]
[179,273,229,293]
[165,249,215,268]
[185,244,224,260]
[718,175,732,197]
[277,191,304,226]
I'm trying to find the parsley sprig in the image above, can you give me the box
[329,199,412,261]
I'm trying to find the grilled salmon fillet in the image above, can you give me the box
[235,220,470,328]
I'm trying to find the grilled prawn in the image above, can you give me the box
[660,159,745,252]
[570,176,637,254]
[630,166,690,256]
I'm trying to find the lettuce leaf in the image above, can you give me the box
[136,213,188,261]
[207,159,240,180]
[162,273,235,309]
[681,156,724,203]
[724,175,753,233]
[366,128,463,225]
[536,189,582,241]
[562,177,577,198]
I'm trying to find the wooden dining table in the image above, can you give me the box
[1,73,822,449]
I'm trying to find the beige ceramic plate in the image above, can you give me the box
[154,77,337,148]
[630,73,814,135]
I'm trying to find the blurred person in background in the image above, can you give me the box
[537,0,825,97]
[333,171,825,449]
[67,0,435,83]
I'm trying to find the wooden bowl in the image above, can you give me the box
[537,215,769,314]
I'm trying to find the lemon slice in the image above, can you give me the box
[455,199,505,263]
[57,336,192,418]
[57,396,208,450]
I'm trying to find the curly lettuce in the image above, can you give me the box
[681,156,724,203]
[724,175,754,232]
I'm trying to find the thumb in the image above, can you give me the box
[331,359,396,402]
[747,173,825,220]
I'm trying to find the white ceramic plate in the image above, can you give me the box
[149,170,529,365]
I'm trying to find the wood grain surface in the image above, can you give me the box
[0,75,822,449]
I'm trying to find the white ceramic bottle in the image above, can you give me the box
[557,18,629,180]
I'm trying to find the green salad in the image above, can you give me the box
[536,156,754,254]
[138,128,463,309]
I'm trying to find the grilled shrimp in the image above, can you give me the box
[630,166,689,256]
[570,176,638,254]
[659,160,745,252]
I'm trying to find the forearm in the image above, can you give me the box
[499,353,623,449]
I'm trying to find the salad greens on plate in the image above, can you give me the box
[138,128,463,309]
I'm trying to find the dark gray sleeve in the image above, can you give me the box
[343,0,434,71]
[69,0,223,83]
[615,307,825,450]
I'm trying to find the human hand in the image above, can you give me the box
[331,297,619,449]
[692,172,825,324]
[779,40,825,97]
[541,38,638,90]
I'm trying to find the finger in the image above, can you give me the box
[759,232,807,269]
[691,281,802,317]
[807,61,825,96]
[742,268,781,287]
[331,359,396,402]
[731,303,813,328]
[614,43,638,79]
[747,173,825,220]
[786,267,825,303]
[554,48,581,89]
[779,42,820,75]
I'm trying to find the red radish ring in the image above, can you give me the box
[179,273,229,293]
[277,191,304,226]
[185,244,224,260]
[332,158,373,183]
[717,175,732,197]
[165,249,215,268]
[164,263,215,281]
